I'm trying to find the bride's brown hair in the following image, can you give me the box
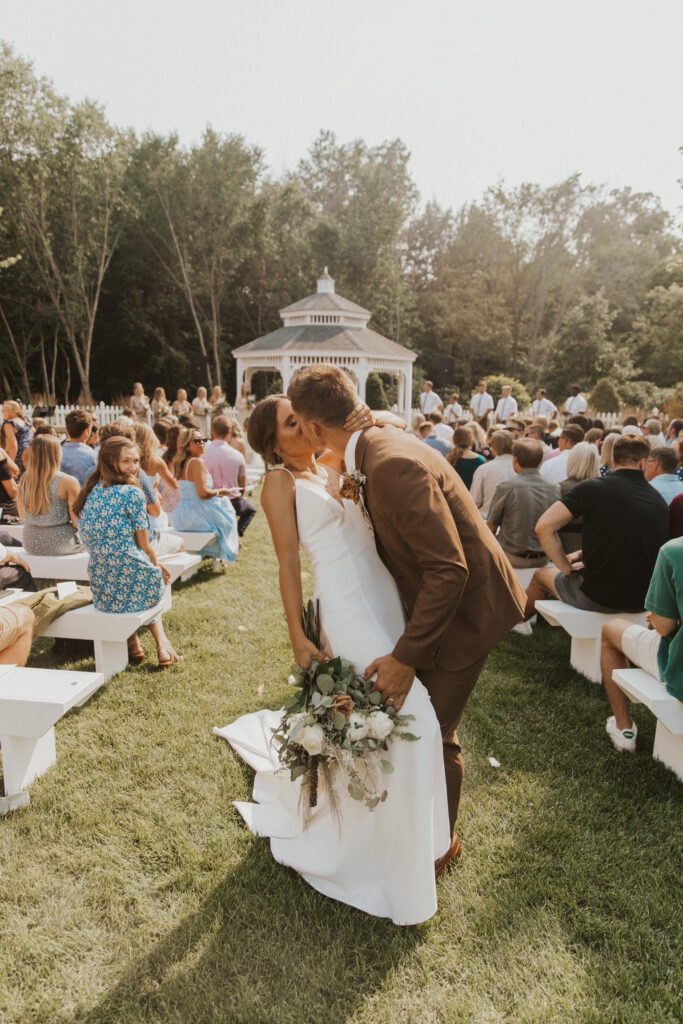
[247,395,284,467]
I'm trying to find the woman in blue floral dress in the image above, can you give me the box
[75,436,180,668]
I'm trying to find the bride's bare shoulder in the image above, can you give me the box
[262,468,296,505]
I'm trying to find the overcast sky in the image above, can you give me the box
[3,0,682,218]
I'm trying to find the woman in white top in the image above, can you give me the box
[129,383,151,423]
[191,387,212,438]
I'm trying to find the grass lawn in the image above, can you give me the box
[1,502,681,1024]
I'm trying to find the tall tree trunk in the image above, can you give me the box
[0,302,31,400]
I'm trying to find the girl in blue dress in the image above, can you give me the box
[74,436,180,668]
[171,427,239,567]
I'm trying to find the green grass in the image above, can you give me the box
[1,504,681,1024]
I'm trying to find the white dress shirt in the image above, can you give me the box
[469,454,516,519]
[494,396,518,422]
[433,422,455,443]
[419,391,443,415]
[470,392,494,417]
[532,398,557,418]
[540,448,571,483]
[444,402,463,424]
[565,394,587,415]
[344,430,362,474]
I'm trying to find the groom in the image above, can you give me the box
[289,365,525,866]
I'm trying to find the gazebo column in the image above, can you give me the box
[234,358,246,403]
[280,356,293,394]
[356,358,369,403]
[403,364,414,421]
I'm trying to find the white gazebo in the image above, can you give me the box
[232,270,416,417]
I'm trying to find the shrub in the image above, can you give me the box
[588,378,621,413]
[365,372,390,410]
[619,380,674,413]
[663,383,683,419]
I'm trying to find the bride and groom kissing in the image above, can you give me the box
[215,364,525,926]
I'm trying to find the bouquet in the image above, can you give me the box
[272,601,419,812]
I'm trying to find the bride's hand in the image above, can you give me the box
[343,403,373,432]
[292,636,325,669]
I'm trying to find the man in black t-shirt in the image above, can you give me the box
[524,436,669,617]
[0,450,19,519]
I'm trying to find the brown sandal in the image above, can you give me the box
[127,642,146,665]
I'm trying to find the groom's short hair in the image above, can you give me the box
[288,365,358,427]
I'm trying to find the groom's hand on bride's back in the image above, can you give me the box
[365,654,414,712]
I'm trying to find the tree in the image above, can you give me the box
[588,378,621,414]
[365,373,390,410]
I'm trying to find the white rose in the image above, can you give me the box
[298,723,325,756]
[347,712,369,741]
[287,674,297,686]
[286,712,308,740]
[367,710,394,741]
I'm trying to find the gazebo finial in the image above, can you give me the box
[317,268,335,294]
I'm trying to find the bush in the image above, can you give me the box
[588,378,621,413]
[365,372,390,410]
[483,374,531,411]
[619,380,674,413]
[663,383,683,419]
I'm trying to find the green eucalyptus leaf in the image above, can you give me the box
[369,691,382,705]
[316,674,334,695]
[380,760,394,773]
[348,781,365,801]
[332,712,347,731]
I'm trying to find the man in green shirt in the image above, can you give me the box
[600,537,683,752]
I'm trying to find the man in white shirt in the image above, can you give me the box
[564,386,587,416]
[443,393,463,425]
[419,380,443,416]
[494,385,518,424]
[540,425,585,483]
[532,388,557,419]
[470,380,494,426]
[428,412,454,444]
[470,431,515,519]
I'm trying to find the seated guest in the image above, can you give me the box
[486,440,560,567]
[87,422,99,449]
[600,537,683,751]
[665,418,683,445]
[203,416,256,537]
[172,427,239,566]
[418,421,452,457]
[599,430,620,476]
[670,493,683,538]
[428,411,454,444]
[134,422,183,554]
[525,437,669,617]
[228,419,247,458]
[470,430,515,519]
[644,446,683,505]
[447,426,486,489]
[409,412,426,437]
[60,409,97,484]
[584,427,604,446]
[1,400,33,472]
[642,418,666,446]
[0,537,37,593]
[524,424,552,459]
[160,425,182,519]
[75,437,179,667]
[558,441,600,553]
[0,446,20,518]
[504,419,525,439]
[540,424,585,483]
[0,551,35,664]
[18,435,83,555]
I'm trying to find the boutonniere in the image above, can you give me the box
[339,471,373,532]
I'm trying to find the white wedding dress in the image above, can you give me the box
[214,473,451,925]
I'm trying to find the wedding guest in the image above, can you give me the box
[669,493,683,538]
[447,426,486,489]
[524,424,552,459]
[642,418,666,446]
[467,420,489,452]
[0,537,37,593]
[443,393,463,425]
[152,421,169,450]
[428,411,454,444]
[190,386,211,437]
[486,440,560,568]
[494,385,518,424]
[228,418,247,458]
[98,419,135,446]
[0,549,35,663]
[418,380,443,417]
[171,389,192,418]
[558,441,600,554]
[1,400,33,472]
[563,385,587,416]
[503,418,525,439]
[172,427,239,566]
[75,437,179,667]
[584,427,604,446]
[151,387,171,422]
[665,418,683,445]
[87,422,99,449]
[129,382,151,424]
[0,447,20,519]
[418,421,451,457]
[469,380,494,427]
[470,430,515,519]
[235,382,253,426]
[600,537,683,752]
[599,431,620,476]
[209,384,228,417]
[540,424,585,483]
[160,425,182,519]
[644,447,683,504]
[60,409,97,485]
[133,423,182,554]
[204,416,256,537]
[18,435,83,555]
[531,388,557,419]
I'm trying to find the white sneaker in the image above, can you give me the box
[512,620,533,636]
[606,716,638,753]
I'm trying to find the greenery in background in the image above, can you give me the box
[588,378,622,414]
[0,503,681,1024]
[1,42,683,409]
[365,373,391,411]
[480,374,531,409]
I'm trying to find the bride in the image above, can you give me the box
[214,396,450,925]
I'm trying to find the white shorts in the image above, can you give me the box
[622,624,662,679]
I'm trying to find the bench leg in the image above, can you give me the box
[569,637,602,684]
[180,564,199,582]
[0,729,56,796]
[653,721,683,782]
[93,639,129,682]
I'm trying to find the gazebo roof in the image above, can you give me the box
[232,324,416,360]
[279,292,371,317]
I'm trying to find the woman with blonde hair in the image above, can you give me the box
[559,441,601,553]
[1,399,33,472]
[172,427,238,566]
[18,434,83,555]
[133,422,182,552]
[191,386,212,437]
[228,417,247,458]
[151,387,170,422]
[446,426,486,490]
[599,431,620,476]
[171,388,192,418]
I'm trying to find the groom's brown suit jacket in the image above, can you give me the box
[354,427,525,673]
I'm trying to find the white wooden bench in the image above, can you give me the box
[535,600,647,683]
[612,668,683,780]
[11,547,200,586]
[0,663,105,803]
[0,523,24,542]
[168,530,217,556]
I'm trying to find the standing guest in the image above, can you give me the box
[644,447,683,504]
[129,383,151,424]
[558,441,600,554]
[151,387,171,422]
[428,411,454,444]
[60,409,97,485]
[532,388,557,419]
[469,380,494,428]
[172,428,239,565]
[0,447,20,518]
[470,430,515,519]
[1,400,33,472]
[228,418,247,458]
[209,384,228,417]
[75,437,178,667]
[192,386,212,437]
[419,379,443,416]
[19,435,83,555]
[486,440,560,568]
[564,385,587,417]
[418,421,452,457]
[494,385,518,425]
[204,416,256,537]
[172,389,192,418]
[525,437,669,618]
[235,381,254,426]
[669,493,683,538]
[540,424,585,483]
[447,426,486,490]
[443,392,463,425]
[600,537,683,752]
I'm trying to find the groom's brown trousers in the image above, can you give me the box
[421,653,488,834]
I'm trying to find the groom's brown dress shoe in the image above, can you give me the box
[434,833,462,879]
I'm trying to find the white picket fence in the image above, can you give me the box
[25,402,238,430]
